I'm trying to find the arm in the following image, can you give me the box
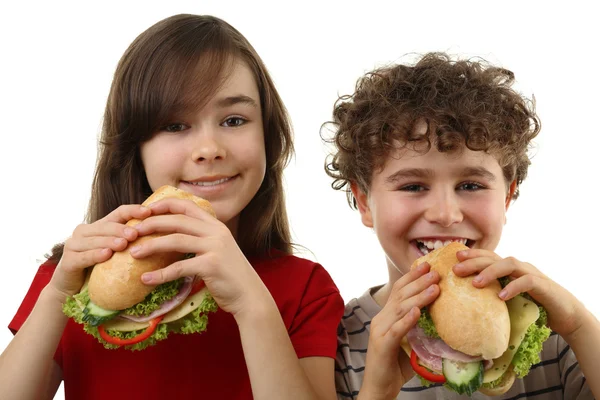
[564,309,600,397]
[0,286,65,400]
[236,299,336,400]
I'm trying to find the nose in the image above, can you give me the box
[423,188,463,227]
[190,128,226,162]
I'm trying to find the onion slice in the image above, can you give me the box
[119,277,194,323]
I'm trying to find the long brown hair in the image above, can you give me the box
[49,14,293,262]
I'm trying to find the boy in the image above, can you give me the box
[325,53,599,399]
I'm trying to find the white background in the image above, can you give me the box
[1,1,598,398]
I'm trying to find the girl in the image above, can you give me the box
[0,14,343,400]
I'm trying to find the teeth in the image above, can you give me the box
[416,238,470,253]
[189,177,229,187]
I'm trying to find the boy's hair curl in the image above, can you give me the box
[324,52,540,207]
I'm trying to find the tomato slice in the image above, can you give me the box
[410,350,446,383]
[98,315,164,346]
[189,279,206,296]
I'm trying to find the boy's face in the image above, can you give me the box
[352,143,513,279]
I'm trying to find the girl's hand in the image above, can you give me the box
[453,249,587,341]
[130,198,271,319]
[359,263,440,400]
[49,205,150,299]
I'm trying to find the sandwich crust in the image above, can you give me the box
[411,242,510,360]
[88,185,215,310]
[478,368,516,396]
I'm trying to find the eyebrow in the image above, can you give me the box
[385,166,497,184]
[216,95,259,108]
[385,168,435,184]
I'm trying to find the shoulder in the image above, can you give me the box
[252,252,338,292]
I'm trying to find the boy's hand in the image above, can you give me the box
[453,249,588,342]
[359,262,440,400]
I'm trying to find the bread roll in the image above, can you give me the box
[88,185,214,310]
[478,368,516,396]
[411,242,510,360]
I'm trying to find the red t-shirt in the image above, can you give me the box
[9,253,344,400]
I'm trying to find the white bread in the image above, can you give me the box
[478,367,516,396]
[411,242,510,360]
[88,185,214,310]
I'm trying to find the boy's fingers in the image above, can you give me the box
[499,274,549,301]
[388,307,420,339]
[473,258,542,287]
[456,248,501,261]
[453,256,497,276]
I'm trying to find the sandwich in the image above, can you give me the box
[401,242,551,395]
[63,185,218,351]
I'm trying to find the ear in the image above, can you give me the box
[505,180,517,211]
[350,182,373,228]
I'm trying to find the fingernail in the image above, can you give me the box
[498,289,508,299]
[418,262,428,272]
[113,238,125,246]
[124,227,136,236]
[130,245,141,254]
[454,263,463,270]
[142,273,152,283]
[427,271,436,280]
[473,275,483,283]
[427,285,436,294]
[457,250,467,257]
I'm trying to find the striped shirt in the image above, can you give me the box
[336,287,593,399]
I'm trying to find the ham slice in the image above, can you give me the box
[407,326,495,372]
[119,276,194,323]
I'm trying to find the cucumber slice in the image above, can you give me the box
[82,300,120,326]
[442,359,483,396]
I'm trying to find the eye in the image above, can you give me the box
[399,184,427,192]
[161,123,188,133]
[221,116,246,127]
[458,181,486,191]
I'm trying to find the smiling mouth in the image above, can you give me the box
[184,176,236,187]
[413,238,475,255]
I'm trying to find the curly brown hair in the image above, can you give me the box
[323,52,540,208]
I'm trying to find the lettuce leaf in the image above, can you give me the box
[417,308,440,339]
[511,306,551,377]
[122,278,183,317]
[63,288,218,351]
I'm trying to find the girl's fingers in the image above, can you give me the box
[129,234,203,259]
[62,248,113,271]
[100,204,151,224]
[65,235,130,253]
[134,214,210,237]
[141,258,192,285]
[147,198,216,221]
[75,221,139,242]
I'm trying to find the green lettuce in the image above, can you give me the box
[512,306,551,377]
[63,286,218,351]
[122,278,183,317]
[418,308,440,339]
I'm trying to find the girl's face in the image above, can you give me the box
[353,143,512,280]
[140,61,266,236]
